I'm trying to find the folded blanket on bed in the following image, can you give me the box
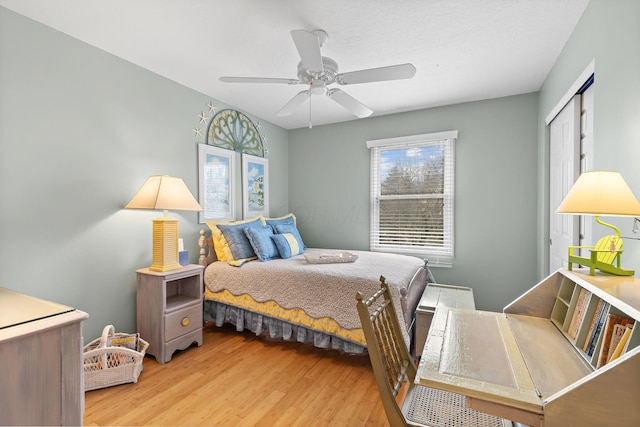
[204,248,425,346]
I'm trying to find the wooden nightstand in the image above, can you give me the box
[136,264,204,364]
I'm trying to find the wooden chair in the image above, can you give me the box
[356,277,512,427]
[567,235,634,276]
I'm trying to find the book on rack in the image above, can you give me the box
[608,324,634,364]
[107,332,140,351]
[582,299,604,352]
[586,302,609,357]
[596,314,634,368]
[568,288,590,339]
[607,321,634,362]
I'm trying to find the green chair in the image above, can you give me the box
[568,234,634,276]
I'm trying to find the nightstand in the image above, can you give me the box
[136,264,204,363]
[414,283,475,358]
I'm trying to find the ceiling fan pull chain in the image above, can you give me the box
[308,92,313,129]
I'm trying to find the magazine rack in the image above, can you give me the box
[84,325,149,391]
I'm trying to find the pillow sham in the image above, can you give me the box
[273,223,306,251]
[205,222,232,262]
[271,233,303,259]
[217,216,264,261]
[264,213,296,231]
[206,216,264,266]
[244,225,280,262]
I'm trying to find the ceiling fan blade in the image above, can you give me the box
[336,63,416,85]
[277,90,311,116]
[291,30,324,73]
[220,76,300,85]
[326,89,373,118]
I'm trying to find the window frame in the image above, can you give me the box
[366,131,457,267]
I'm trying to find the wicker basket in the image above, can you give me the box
[83,325,149,391]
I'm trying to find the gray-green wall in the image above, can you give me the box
[2,0,639,339]
[288,94,540,312]
[0,7,289,340]
[537,0,640,278]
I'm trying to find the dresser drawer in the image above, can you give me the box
[165,303,201,342]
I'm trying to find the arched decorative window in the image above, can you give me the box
[206,109,265,157]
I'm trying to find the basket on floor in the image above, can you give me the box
[83,325,149,391]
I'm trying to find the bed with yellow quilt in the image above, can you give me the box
[198,214,434,354]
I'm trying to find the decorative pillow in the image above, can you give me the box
[217,216,264,261]
[244,225,280,262]
[206,216,265,266]
[264,213,296,231]
[271,233,303,259]
[273,223,306,251]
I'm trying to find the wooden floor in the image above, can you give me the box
[84,323,389,426]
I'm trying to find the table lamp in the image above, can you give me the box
[556,170,640,275]
[126,175,202,271]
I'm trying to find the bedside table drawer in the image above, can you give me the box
[165,304,201,342]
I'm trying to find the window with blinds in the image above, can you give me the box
[367,131,456,266]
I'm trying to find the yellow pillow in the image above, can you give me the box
[206,216,266,266]
[206,223,231,262]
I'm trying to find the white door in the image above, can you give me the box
[579,84,595,248]
[549,96,581,273]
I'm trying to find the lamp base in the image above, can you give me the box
[149,217,182,272]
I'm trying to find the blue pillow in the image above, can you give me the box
[265,213,296,231]
[217,217,264,261]
[244,226,280,262]
[274,223,306,250]
[271,233,303,259]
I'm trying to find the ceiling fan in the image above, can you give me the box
[220,29,416,127]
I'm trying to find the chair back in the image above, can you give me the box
[356,276,415,426]
[593,235,623,265]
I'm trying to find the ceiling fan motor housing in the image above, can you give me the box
[297,57,338,87]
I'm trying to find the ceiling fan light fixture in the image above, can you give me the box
[310,82,327,95]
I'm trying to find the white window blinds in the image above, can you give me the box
[367,131,456,267]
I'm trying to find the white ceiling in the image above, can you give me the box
[0,0,589,130]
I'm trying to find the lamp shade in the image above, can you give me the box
[125,175,202,212]
[556,170,640,216]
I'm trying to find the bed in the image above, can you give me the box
[198,215,435,354]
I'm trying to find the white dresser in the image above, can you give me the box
[0,287,88,426]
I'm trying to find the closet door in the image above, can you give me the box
[549,96,580,273]
[579,84,595,249]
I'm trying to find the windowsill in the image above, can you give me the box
[370,248,452,268]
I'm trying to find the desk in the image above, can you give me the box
[416,269,640,427]
[414,283,475,358]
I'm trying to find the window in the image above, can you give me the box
[367,131,456,267]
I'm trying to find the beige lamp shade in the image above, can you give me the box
[126,175,202,272]
[125,175,202,212]
[556,170,640,216]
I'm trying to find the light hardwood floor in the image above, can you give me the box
[84,323,389,426]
